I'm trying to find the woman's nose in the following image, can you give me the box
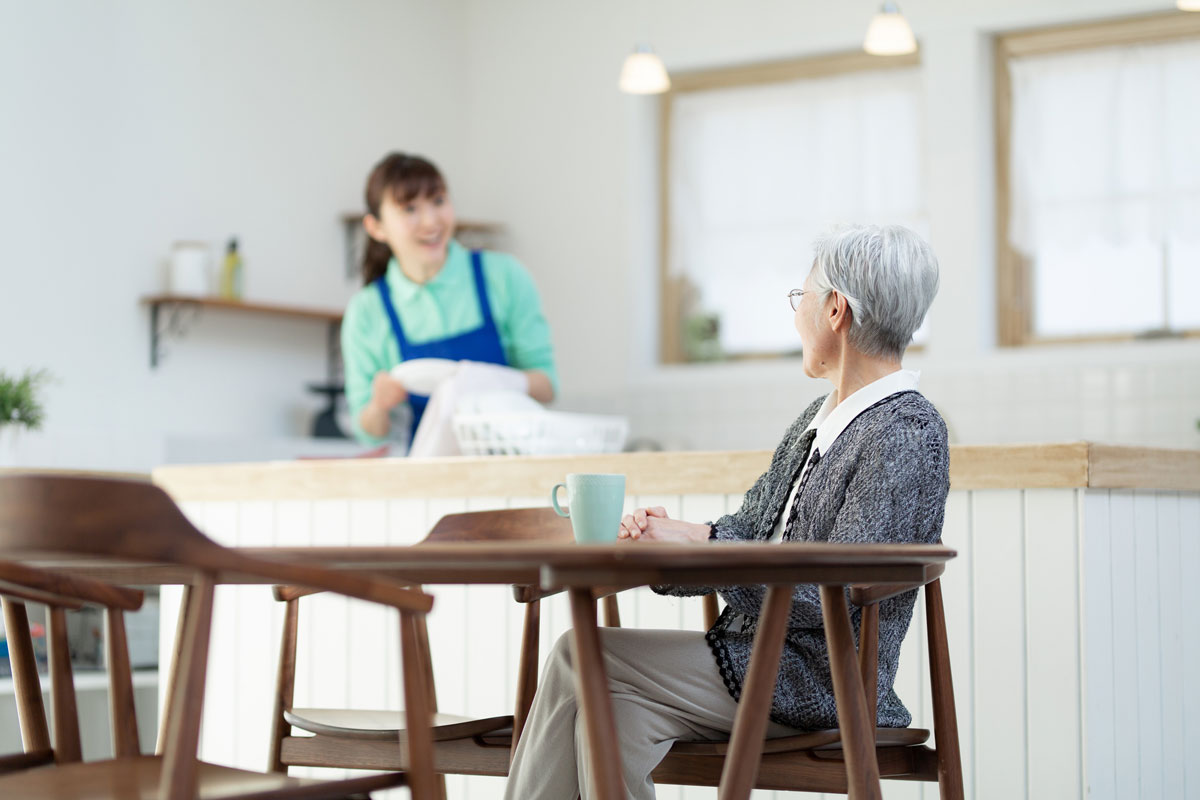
[416,207,441,230]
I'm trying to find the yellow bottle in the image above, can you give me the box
[219,238,243,299]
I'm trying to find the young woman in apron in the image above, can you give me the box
[341,153,558,447]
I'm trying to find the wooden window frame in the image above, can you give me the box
[994,11,1200,348]
[658,49,921,365]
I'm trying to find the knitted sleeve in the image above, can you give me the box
[651,399,822,598]
[718,409,949,627]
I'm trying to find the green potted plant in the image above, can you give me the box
[0,368,49,460]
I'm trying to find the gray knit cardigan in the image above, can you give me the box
[653,390,950,731]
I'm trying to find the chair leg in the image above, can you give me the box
[702,593,720,630]
[47,607,82,764]
[717,584,792,800]
[820,585,882,800]
[268,597,301,773]
[157,584,193,755]
[411,595,440,715]
[159,575,215,800]
[568,587,624,800]
[511,599,541,762]
[105,607,141,757]
[1,599,51,753]
[399,610,437,800]
[858,602,880,742]
[601,594,621,627]
[409,590,447,800]
[925,580,965,800]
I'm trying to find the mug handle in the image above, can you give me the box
[551,483,570,517]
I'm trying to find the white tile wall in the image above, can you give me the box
[559,354,1200,452]
[4,351,1196,474]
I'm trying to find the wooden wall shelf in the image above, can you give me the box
[337,214,502,235]
[338,215,505,280]
[140,294,343,372]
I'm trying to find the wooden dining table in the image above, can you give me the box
[46,540,955,800]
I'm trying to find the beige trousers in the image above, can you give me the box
[502,627,796,800]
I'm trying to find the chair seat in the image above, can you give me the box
[472,727,930,756]
[0,747,55,775]
[0,754,405,800]
[668,726,930,756]
[285,707,514,742]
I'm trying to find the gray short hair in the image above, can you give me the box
[809,224,940,359]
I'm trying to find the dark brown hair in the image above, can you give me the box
[361,152,448,285]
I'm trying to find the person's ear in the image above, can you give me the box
[362,213,387,244]
[828,291,853,334]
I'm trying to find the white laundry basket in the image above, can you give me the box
[452,411,629,456]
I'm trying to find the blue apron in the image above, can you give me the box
[374,250,509,443]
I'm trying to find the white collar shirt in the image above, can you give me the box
[768,369,922,543]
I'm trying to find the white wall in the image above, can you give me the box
[459,0,1200,451]
[2,0,1198,470]
[0,0,469,469]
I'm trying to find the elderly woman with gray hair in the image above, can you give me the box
[503,224,950,800]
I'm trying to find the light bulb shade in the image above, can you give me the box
[863,5,918,56]
[1178,0,1200,11]
[619,50,671,94]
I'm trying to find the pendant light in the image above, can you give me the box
[863,2,918,56]
[1178,0,1200,10]
[619,45,671,94]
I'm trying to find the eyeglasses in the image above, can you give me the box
[787,288,807,311]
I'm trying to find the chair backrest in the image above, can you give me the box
[0,560,145,770]
[422,507,573,544]
[0,474,216,565]
[0,474,432,611]
[2,474,437,800]
[270,506,574,772]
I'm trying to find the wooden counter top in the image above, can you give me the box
[150,442,1200,501]
[0,467,149,481]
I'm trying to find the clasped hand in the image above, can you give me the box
[618,506,711,543]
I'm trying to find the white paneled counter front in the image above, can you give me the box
[153,443,1200,800]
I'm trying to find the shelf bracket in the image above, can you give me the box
[142,294,342,372]
[149,300,202,368]
[326,321,342,384]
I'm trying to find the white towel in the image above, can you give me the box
[407,361,531,458]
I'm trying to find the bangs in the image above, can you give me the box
[385,158,446,205]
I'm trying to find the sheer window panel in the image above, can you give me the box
[1008,38,1200,339]
[668,66,927,359]
[1033,241,1162,336]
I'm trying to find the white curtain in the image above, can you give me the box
[669,67,926,356]
[1009,39,1200,335]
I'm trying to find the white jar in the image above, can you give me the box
[168,242,212,296]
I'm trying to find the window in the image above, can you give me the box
[995,12,1200,346]
[660,51,924,363]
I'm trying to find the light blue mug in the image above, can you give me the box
[551,473,626,543]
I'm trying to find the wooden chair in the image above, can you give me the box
[0,558,146,776]
[516,535,961,796]
[0,473,439,800]
[648,570,964,798]
[485,511,962,798]
[269,507,627,788]
[271,507,963,798]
